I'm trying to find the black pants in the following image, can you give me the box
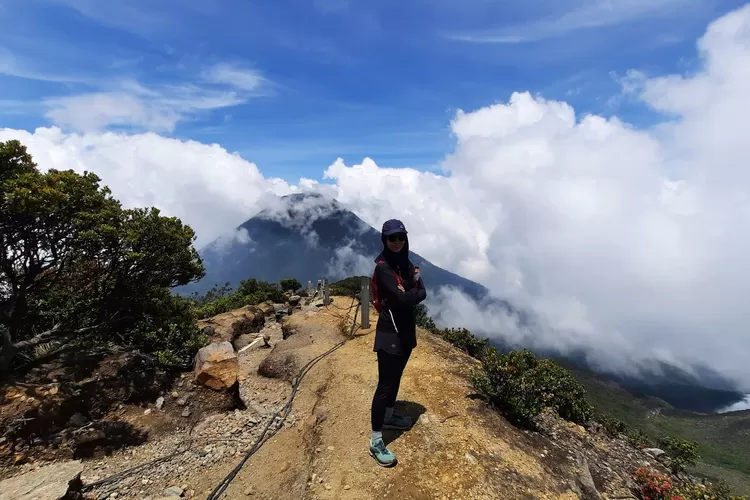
[371,348,412,432]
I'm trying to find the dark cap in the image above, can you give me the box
[381,219,408,236]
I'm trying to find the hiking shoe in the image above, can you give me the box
[369,438,397,467]
[383,414,413,430]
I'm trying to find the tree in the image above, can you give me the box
[0,139,205,365]
[280,277,302,292]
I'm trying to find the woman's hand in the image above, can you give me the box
[397,284,405,292]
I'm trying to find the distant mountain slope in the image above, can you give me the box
[179,193,488,300]
[569,362,750,495]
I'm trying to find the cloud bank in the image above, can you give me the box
[3,6,750,388]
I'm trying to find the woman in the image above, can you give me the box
[369,219,426,467]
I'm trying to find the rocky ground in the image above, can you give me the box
[1,294,672,500]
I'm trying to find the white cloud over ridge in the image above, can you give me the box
[3,6,750,387]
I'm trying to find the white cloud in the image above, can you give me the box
[3,5,750,388]
[0,126,292,248]
[717,395,750,413]
[448,0,697,43]
[203,63,265,91]
[43,78,254,132]
[325,241,376,281]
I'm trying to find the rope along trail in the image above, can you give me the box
[79,295,362,500]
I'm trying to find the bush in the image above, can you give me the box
[470,348,594,427]
[127,290,209,367]
[657,436,699,474]
[438,327,489,359]
[191,278,289,318]
[415,304,437,332]
[632,467,746,500]
[280,277,302,292]
[329,276,366,297]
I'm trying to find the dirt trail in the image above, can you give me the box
[196,298,581,500]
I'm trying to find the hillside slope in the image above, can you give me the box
[4,297,688,499]
[571,365,750,495]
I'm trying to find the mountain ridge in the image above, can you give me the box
[180,192,488,301]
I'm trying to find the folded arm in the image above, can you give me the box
[376,263,426,309]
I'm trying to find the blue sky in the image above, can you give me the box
[0,0,746,182]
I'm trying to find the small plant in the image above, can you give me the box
[469,347,594,427]
[633,467,679,500]
[657,436,699,474]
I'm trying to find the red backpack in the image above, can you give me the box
[370,260,404,313]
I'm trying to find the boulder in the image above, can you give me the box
[257,301,275,316]
[288,295,301,306]
[194,342,239,390]
[197,306,264,344]
[643,448,665,458]
[0,459,83,500]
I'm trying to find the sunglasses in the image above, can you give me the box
[387,233,406,242]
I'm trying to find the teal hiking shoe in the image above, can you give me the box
[369,438,397,467]
[383,414,413,430]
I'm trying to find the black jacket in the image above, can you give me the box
[372,252,427,355]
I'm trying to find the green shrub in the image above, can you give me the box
[470,348,594,427]
[280,277,302,292]
[415,304,437,332]
[657,436,699,474]
[130,290,209,366]
[329,276,366,297]
[191,278,289,318]
[438,327,489,359]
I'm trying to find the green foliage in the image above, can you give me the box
[470,347,594,427]
[279,277,302,292]
[415,304,437,332]
[329,276,366,297]
[130,289,208,366]
[190,278,289,319]
[437,327,489,359]
[658,436,700,474]
[0,139,206,365]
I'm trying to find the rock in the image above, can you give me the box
[194,342,239,390]
[0,459,83,500]
[288,295,301,306]
[257,349,298,382]
[197,306,265,343]
[575,453,601,500]
[176,397,188,406]
[164,486,184,496]
[156,396,165,409]
[256,301,275,316]
[643,448,665,458]
[182,408,191,417]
